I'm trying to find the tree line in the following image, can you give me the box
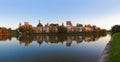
[111,25,120,34]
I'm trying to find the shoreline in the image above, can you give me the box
[98,36,112,62]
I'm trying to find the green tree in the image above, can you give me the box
[18,27,24,33]
[18,25,33,34]
[58,26,67,33]
[24,25,33,34]
[111,25,120,34]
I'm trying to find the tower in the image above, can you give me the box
[66,21,72,26]
[24,22,29,27]
[37,20,43,27]
[19,22,22,27]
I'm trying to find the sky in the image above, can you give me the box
[0,0,120,30]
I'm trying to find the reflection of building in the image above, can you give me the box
[25,42,30,47]
[76,36,83,43]
[0,35,10,40]
[66,36,72,47]
[84,36,92,42]
[17,33,106,47]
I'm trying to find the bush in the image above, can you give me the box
[111,25,120,34]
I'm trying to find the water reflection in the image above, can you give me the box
[14,33,106,47]
[0,33,107,47]
[0,35,11,41]
[0,33,110,62]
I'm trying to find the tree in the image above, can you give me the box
[58,26,67,33]
[76,24,83,27]
[18,27,24,33]
[18,25,33,34]
[111,25,120,34]
[24,25,33,34]
[100,29,106,33]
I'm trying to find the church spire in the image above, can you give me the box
[37,20,43,27]
[39,20,40,23]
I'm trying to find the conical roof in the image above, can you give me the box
[37,20,43,27]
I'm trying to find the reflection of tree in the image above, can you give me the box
[18,35,34,46]
[76,36,83,44]
[66,36,72,47]
[36,36,43,46]
[57,35,67,44]
[47,36,58,43]
[83,33,106,42]
[17,33,107,47]
[0,35,11,41]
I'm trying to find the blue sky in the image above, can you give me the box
[0,0,120,30]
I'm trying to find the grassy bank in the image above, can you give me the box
[106,33,120,62]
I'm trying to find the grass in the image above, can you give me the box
[106,33,120,62]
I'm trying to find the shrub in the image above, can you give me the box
[111,25,120,34]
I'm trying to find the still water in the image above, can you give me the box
[0,34,111,62]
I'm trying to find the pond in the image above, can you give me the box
[0,33,111,62]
